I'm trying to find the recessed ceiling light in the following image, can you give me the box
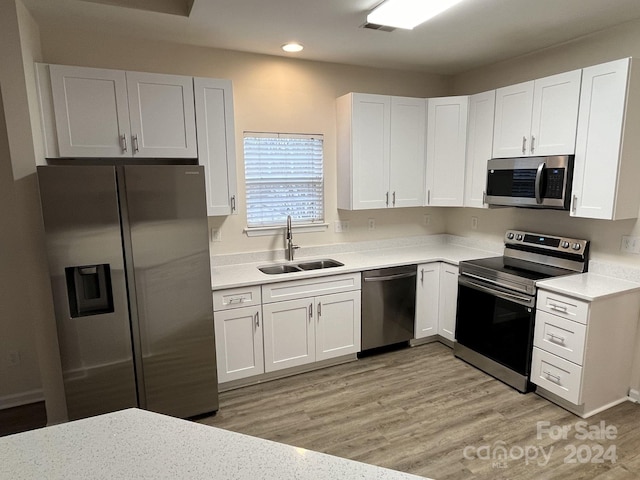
[367,0,465,30]
[282,42,304,53]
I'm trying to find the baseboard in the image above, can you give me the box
[0,389,45,410]
[629,388,640,403]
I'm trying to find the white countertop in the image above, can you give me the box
[211,243,497,290]
[0,408,428,480]
[536,272,640,301]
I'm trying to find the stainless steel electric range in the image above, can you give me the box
[454,230,589,393]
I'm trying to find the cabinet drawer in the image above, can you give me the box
[534,310,587,365]
[537,289,589,324]
[262,273,361,304]
[531,347,583,404]
[213,286,261,311]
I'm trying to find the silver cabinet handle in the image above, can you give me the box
[522,136,527,154]
[309,303,313,321]
[543,371,562,384]
[549,303,568,313]
[230,195,236,213]
[385,191,389,207]
[531,135,536,153]
[547,332,565,344]
[132,134,139,153]
[392,191,396,207]
[317,302,322,318]
[254,311,260,327]
[420,268,424,283]
[120,134,128,152]
[572,195,577,214]
[534,162,545,204]
[482,191,486,205]
[427,190,430,205]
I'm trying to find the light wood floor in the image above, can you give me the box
[198,342,640,480]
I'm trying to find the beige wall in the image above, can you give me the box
[0,0,65,422]
[36,25,450,256]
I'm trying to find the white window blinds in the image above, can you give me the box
[244,133,324,228]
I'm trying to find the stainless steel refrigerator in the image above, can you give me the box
[38,164,218,421]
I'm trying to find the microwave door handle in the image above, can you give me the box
[535,162,545,204]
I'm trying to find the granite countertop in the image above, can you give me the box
[211,243,498,290]
[536,272,640,301]
[0,408,429,480]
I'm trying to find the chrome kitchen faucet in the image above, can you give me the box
[286,215,299,261]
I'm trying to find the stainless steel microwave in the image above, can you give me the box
[485,155,574,210]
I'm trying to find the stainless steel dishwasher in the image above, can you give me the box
[361,265,417,351]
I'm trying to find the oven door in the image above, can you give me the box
[455,274,536,377]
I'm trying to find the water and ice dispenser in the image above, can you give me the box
[65,264,114,317]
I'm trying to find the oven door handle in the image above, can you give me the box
[458,275,535,308]
[535,162,545,204]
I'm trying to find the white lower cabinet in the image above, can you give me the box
[213,286,264,383]
[438,264,459,342]
[214,273,361,385]
[414,262,459,342]
[531,287,640,417]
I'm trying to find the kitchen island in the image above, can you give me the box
[0,408,429,480]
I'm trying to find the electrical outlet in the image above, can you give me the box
[621,235,640,254]
[471,216,478,230]
[424,214,431,226]
[368,218,375,231]
[211,228,221,242]
[335,221,350,233]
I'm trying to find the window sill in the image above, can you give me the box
[244,223,329,237]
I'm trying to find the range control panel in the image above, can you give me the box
[504,230,589,254]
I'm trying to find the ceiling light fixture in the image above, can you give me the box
[367,0,465,30]
[282,42,304,53]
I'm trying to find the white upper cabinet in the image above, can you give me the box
[493,70,581,158]
[571,58,640,220]
[337,93,425,210]
[464,90,495,208]
[425,96,468,206]
[126,72,197,158]
[194,77,238,216]
[45,64,197,158]
[389,96,426,207]
[50,65,131,158]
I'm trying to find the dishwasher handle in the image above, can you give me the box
[363,271,417,282]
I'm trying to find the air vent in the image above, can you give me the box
[361,22,396,32]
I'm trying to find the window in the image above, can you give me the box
[244,132,324,229]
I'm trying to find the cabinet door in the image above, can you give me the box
[262,298,315,372]
[214,306,264,383]
[194,78,237,216]
[464,90,495,208]
[438,264,459,342]
[572,59,629,220]
[315,291,361,361]
[492,81,534,158]
[126,72,197,158]
[351,94,390,209]
[414,263,440,339]
[389,97,426,207]
[50,65,131,157]
[530,70,581,156]
[426,96,468,206]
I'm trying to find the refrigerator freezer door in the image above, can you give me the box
[37,165,138,420]
[122,165,218,417]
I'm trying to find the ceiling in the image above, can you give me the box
[22,0,640,74]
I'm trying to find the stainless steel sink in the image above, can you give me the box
[258,264,302,275]
[296,259,344,270]
[258,258,343,274]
